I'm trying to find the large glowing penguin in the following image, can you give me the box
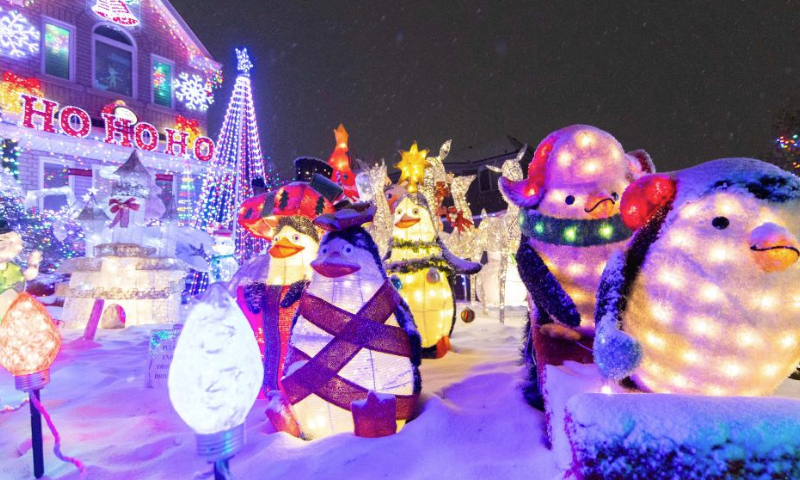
[498,125,654,408]
[281,205,422,439]
[386,193,482,358]
[594,158,800,396]
[237,165,340,400]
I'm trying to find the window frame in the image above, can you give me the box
[40,17,76,82]
[151,54,175,108]
[38,158,75,212]
[91,22,137,99]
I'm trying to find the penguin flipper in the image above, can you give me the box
[437,238,482,274]
[593,250,643,380]
[280,280,309,308]
[516,237,581,327]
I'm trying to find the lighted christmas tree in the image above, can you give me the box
[188,48,279,295]
[193,47,280,258]
[177,162,195,227]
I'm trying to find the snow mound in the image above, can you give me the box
[565,393,800,480]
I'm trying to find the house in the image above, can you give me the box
[0,0,221,212]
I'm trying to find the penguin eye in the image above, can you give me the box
[344,246,353,255]
[397,208,403,215]
[321,247,328,254]
[565,195,575,205]
[712,217,730,230]
[274,236,280,242]
[412,208,419,215]
[611,192,619,201]
[292,234,300,242]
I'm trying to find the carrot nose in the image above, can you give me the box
[584,192,616,219]
[749,222,799,273]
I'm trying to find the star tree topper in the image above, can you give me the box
[236,48,253,76]
[395,142,430,193]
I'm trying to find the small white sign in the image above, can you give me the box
[146,326,182,388]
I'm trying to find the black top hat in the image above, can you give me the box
[0,218,12,235]
[293,157,333,182]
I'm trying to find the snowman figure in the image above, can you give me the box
[498,125,654,408]
[594,158,800,396]
[0,219,41,318]
[280,205,422,439]
[209,229,238,283]
[386,193,482,358]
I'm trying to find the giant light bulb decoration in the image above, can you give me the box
[386,194,481,358]
[498,125,654,409]
[281,206,421,439]
[0,293,62,478]
[168,283,263,476]
[594,158,800,396]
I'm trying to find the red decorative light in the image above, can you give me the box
[102,113,133,147]
[21,94,58,133]
[59,106,91,138]
[133,122,159,151]
[327,124,358,199]
[193,137,214,162]
[164,128,189,156]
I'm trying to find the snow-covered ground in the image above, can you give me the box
[2,303,799,480]
[0,305,564,480]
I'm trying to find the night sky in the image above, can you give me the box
[169,0,800,177]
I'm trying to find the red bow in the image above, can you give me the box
[450,209,473,233]
[108,198,140,228]
[2,72,42,91]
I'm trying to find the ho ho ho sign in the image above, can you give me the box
[18,94,215,162]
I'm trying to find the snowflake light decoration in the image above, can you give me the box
[173,72,214,112]
[0,8,40,58]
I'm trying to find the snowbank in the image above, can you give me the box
[565,393,800,480]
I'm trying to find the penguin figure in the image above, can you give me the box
[594,158,800,396]
[281,206,422,439]
[386,194,482,358]
[498,125,654,409]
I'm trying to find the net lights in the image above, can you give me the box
[168,284,262,477]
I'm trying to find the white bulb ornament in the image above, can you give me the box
[168,283,263,467]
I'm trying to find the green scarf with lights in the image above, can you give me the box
[520,210,632,247]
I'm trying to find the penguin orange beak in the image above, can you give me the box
[311,253,361,278]
[268,237,304,259]
[749,223,800,273]
[584,192,616,219]
[395,214,420,229]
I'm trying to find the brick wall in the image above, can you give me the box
[0,0,217,133]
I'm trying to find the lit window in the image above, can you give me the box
[152,57,174,108]
[93,25,135,97]
[40,160,72,211]
[43,21,72,80]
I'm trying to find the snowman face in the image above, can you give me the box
[537,128,636,220]
[0,231,23,262]
[392,196,436,242]
[211,236,235,256]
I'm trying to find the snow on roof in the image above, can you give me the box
[150,0,221,73]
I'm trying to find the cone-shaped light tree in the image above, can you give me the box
[190,48,281,294]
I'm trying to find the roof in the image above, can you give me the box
[151,0,221,73]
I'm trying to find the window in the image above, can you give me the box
[156,175,175,209]
[152,56,174,108]
[43,20,73,80]
[39,160,73,212]
[93,24,135,97]
[479,167,500,192]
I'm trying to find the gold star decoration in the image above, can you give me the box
[395,142,430,193]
